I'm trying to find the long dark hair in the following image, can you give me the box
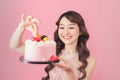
[42,11,90,80]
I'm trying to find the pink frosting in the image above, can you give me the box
[25,39,56,61]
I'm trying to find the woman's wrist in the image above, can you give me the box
[17,23,25,32]
[68,72,77,80]
[67,70,77,80]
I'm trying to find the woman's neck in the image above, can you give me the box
[64,43,77,54]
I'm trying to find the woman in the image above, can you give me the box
[9,11,96,80]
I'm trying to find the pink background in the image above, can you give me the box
[0,0,120,80]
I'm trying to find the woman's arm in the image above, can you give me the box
[9,14,40,54]
[67,71,78,80]
[55,56,96,80]
[84,56,96,80]
[9,22,25,53]
[55,57,78,80]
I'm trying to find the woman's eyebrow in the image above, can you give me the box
[59,24,64,26]
[68,23,76,26]
[59,23,76,26]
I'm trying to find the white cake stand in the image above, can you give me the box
[19,56,60,64]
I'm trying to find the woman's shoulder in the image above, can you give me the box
[87,56,96,66]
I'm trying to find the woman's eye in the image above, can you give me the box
[69,27,75,29]
[59,26,64,29]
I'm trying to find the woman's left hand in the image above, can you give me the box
[55,57,77,80]
[55,56,73,72]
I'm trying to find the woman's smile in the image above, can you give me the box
[62,35,72,40]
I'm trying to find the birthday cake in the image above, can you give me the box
[24,34,57,62]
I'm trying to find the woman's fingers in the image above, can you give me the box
[55,60,65,68]
[26,16,33,23]
[21,14,40,25]
[55,57,69,68]
[32,24,38,37]
[59,56,68,62]
[25,15,40,24]
[21,14,25,23]
[20,14,40,34]
[20,14,40,37]
[55,56,73,71]
[32,18,40,24]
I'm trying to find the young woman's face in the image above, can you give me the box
[58,17,80,45]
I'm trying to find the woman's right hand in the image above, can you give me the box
[19,14,40,37]
[9,14,40,53]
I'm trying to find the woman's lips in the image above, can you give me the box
[62,36,72,39]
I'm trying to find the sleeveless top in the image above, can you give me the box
[49,51,81,80]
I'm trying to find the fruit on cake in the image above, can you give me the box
[24,34,57,62]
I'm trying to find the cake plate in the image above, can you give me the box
[19,56,60,64]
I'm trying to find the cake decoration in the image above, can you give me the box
[31,34,49,42]
[41,35,49,42]
[50,55,59,61]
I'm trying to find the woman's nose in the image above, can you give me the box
[64,28,69,35]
